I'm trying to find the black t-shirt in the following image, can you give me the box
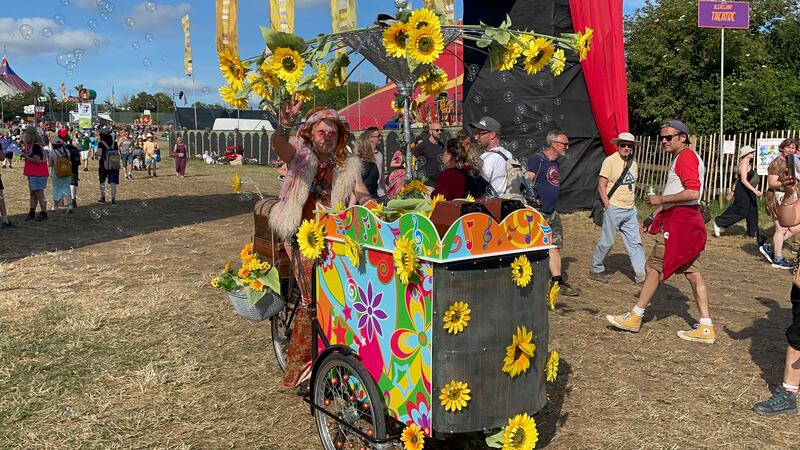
[362,161,379,198]
[412,137,444,186]
[65,144,81,173]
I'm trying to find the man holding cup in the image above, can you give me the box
[589,132,646,284]
[606,120,715,343]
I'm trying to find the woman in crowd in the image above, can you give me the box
[173,136,188,178]
[21,127,49,221]
[432,138,470,200]
[456,128,484,178]
[270,97,372,392]
[48,136,73,212]
[760,139,800,269]
[97,128,120,205]
[355,133,379,199]
[713,145,762,239]
[386,148,407,199]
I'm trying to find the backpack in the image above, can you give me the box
[54,148,72,177]
[103,143,121,171]
[490,150,528,199]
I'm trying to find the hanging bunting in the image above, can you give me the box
[270,0,295,33]
[330,0,356,79]
[215,0,238,55]
[423,0,455,24]
[182,14,193,77]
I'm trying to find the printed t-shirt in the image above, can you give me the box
[526,153,560,213]
[599,152,638,209]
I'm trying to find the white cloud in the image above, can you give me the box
[154,77,207,91]
[297,0,328,9]
[0,18,103,56]
[127,2,191,33]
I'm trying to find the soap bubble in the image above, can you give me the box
[41,27,54,38]
[466,72,476,82]
[161,55,168,61]
[60,0,70,5]
[93,37,102,46]
[100,12,109,21]
[201,87,210,95]
[73,48,85,62]
[543,114,552,124]
[96,0,114,13]
[526,138,536,149]
[144,33,154,42]
[65,61,77,71]
[19,24,33,40]
[65,69,74,76]
[513,115,523,125]
[482,106,489,113]
[468,64,479,75]
[145,1,157,13]
[53,14,66,26]
[553,97,562,106]
[142,58,151,67]
[90,209,101,220]
[131,41,140,50]
[56,52,76,68]
[124,16,135,28]
[472,95,482,104]
[503,91,514,103]
[520,123,529,133]
[87,18,97,29]
[515,104,527,115]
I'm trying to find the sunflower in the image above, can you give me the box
[344,235,361,268]
[502,326,536,378]
[400,423,425,450]
[439,380,471,412]
[210,277,220,288]
[443,301,471,335]
[242,277,252,285]
[289,85,313,102]
[239,243,253,260]
[546,350,559,383]
[313,64,337,91]
[296,219,326,260]
[238,267,251,279]
[250,279,265,292]
[492,40,524,72]
[550,48,566,76]
[418,68,448,97]
[334,201,347,211]
[408,25,444,65]
[393,236,419,285]
[502,413,538,450]
[398,179,429,199]
[247,258,262,273]
[248,73,272,101]
[409,7,441,31]
[223,261,232,272]
[390,99,405,114]
[510,255,532,288]
[219,86,247,110]
[383,22,411,58]
[430,193,445,213]
[464,194,476,202]
[575,27,594,62]
[271,47,305,85]
[257,60,281,87]
[259,260,271,271]
[218,51,247,90]
[371,202,386,220]
[522,37,555,76]
[548,281,559,310]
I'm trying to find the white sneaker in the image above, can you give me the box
[713,221,721,237]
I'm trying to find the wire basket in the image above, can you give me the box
[228,289,285,322]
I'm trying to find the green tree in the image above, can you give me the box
[625,0,800,135]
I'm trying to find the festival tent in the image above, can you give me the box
[338,41,465,130]
[0,57,32,97]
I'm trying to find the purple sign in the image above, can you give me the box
[698,1,750,29]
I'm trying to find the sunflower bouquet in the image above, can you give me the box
[211,243,281,305]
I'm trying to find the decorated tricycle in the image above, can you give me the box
[281,200,557,449]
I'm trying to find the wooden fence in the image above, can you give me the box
[634,130,800,204]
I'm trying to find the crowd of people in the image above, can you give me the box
[0,121,188,228]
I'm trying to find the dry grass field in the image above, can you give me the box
[1,158,798,449]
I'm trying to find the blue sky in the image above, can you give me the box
[0,0,648,107]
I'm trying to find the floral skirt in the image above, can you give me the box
[282,240,314,388]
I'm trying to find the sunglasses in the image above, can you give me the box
[618,143,634,149]
[659,134,680,142]
[430,128,442,132]
[474,130,491,136]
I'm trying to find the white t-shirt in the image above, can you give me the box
[480,146,512,194]
[374,148,385,197]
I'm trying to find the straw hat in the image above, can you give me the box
[738,145,756,159]
[610,132,640,146]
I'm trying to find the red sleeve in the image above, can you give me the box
[432,169,466,201]
[674,150,701,191]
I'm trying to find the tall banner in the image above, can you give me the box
[77,102,92,129]
[424,0,455,24]
[215,0,238,55]
[331,0,356,78]
[182,14,193,77]
[270,0,295,33]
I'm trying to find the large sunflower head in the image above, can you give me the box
[502,413,539,450]
[439,380,471,412]
[492,40,524,72]
[393,236,419,285]
[219,51,247,90]
[522,37,555,76]
[248,73,272,101]
[550,48,566,76]
[502,325,536,378]
[383,22,411,58]
[297,219,326,260]
[443,301,471,335]
[250,279,265,292]
[398,179,429,199]
[409,7,441,31]
[546,350,559,383]
[511,255,532,288]
[400,423,425,450]
[312,64,337,91]
[575,27,594,62]
[257,60,281,87]
[408,25,444,65]
[418,68,448,97]
[219,86,247,110]
[271,47,305,85]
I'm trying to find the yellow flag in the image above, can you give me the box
[423,0,455,24]
[331,0,356,78]
[215,0,238,55]
[270,0,295,33]
[182,14,193,77]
